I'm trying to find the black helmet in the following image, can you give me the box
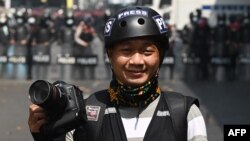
[104,6,169,64]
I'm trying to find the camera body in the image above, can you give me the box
[29,80,86,136]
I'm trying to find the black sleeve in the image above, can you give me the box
[31,131,66,141]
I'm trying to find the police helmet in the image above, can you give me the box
[104,6,169,64]
[28,16,36,25]
[14,8,26,23]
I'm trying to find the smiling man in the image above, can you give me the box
[28,6,207,141]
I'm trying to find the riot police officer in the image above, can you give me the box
[58,10,76,80]
[60,10,75,54]
[26,14,38,80]
[6,9,29,79]
[210,13,230,81]
[0,13,11,79]
[191,16,211,80]
[238,12,250,80]
[227,14,243,80]
[32,13,53,80]
[182,10,206,81]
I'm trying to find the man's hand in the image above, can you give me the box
[28,104,47,133]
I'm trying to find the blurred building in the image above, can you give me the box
[4,0,66,8]
[2,0,250,30]
[135,0,250,30]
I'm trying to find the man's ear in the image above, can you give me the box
[106,49,113,69]
[106,49,112,63]
[106,48,112,59]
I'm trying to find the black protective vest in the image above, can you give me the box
[31,90,198,141]
[16,25,29,42]
[73,90,199,141]
[62,27,74,44]
[36,27,51,43]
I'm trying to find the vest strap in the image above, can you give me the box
[163,91,199,141]
[74,90,108,141]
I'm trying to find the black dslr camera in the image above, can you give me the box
[29,80,86,136]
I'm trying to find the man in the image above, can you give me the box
[28,6,207,141]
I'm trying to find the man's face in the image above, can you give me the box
[108,37,160,87]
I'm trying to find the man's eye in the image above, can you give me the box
[144,48,154,54]
[144,49,153,55]
[145,49,152,52]
[121,47,131,52]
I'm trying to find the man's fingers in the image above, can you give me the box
[28,104,48,133]
[30,119,47,133]
[29,104,45,113]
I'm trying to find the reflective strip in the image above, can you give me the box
[156,110,170,117]
[105,107,117,114]
[188,116,207,140]
[188,135,207,141]
[187,105,202,122]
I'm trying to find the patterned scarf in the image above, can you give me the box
[108,74,161,107]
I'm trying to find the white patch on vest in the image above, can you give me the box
[105,107,117,114]
[86,105,101,121]
[117,10,148,20]
[152,15,167,33]
[156,110,170,116]
[104,18,115,37]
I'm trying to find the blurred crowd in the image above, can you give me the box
[1,7,250,82]
[0,7,108,80]
[180,9,250,81]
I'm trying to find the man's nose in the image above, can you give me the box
[129,53,144,65]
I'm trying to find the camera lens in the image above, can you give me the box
[29,80,50,104]
[29,80,63,109]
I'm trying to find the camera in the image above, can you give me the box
[29,80,86,136]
